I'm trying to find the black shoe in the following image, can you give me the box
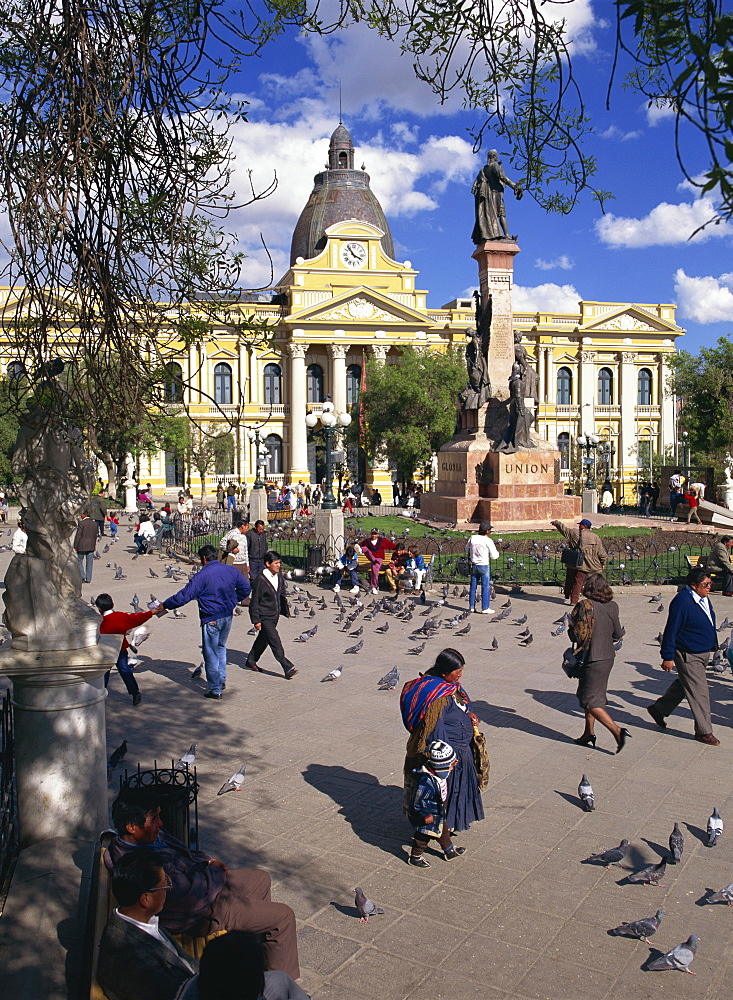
[222,683,226,690]
[132,693,142,707]
[284,668,298,679]
[204,691,222,700]
[615,728,631,753]
[408,855,431,868]
[574,734,596,747]
[444,846,467,860]
[646,705,667,729]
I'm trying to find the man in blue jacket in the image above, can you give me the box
[162,545,250,699]
[647,566,720,745]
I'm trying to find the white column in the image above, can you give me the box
[579,350,596,434]
[619,351,637,480]
[187,345,197,404]
[329,343,347,414]
[287,343,308,479]
[660,357,676,456]
[544,346,553,403]
[249,348,260,405]
[366,345,390,489]
[237,342,247,408]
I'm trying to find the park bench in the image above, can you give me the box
[267,508,294,522]
[90,832,225,999]
[351,551,434,590]
[685,553,720,589]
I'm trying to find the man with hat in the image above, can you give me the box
[465,521,499,614]
[550,517,607,605]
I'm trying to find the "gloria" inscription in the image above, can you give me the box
[441,462,463,472]
[504,462,549,475]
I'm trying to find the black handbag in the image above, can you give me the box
[560,534,584,568]
[562,647,584,679]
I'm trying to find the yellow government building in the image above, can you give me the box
[2,124,684,502]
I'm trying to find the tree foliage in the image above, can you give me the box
[666,337,733,457]
[359,347,466,482]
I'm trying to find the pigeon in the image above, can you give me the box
[648,593,663,603]
[114,566,125,580]
[512,614,528,625]
[654,603,664,613]
[609,908,664,943]
[175,743,196,770]
[408,641,426,655]
[102,544,110,553]
[375,622,390,634]
[354,887,384,923]
[149,567,159,578]
[628,858,667,886]
[294,626,318,643]
[490,637,499,650]
[707,807,723,847]
[378,666,399,689]
[127,625,150,653]
[217,764,246,795]
[648,935,698,974]
[707,882,733,906]
[191,664,203,680]
[500,599,511,609]
[518,634,534,646]
[107,739,128,772]
[669,822,684,864]
[173,608,186,619]
[321,665,343,682]
[348,625,364,638]
[585,840,630,867]
[454,623,471,636]
[344,639,364,654]
[578,774,594,812]
[516,627,530,638]
[131,594,140,612]
[551,623,566,636]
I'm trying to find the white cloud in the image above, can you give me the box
[674,269,733,323]
[535,254,574,271]
[595,193,732,247]
[511,282,582,313]
[597,124,642,141]
[645,101,676,126]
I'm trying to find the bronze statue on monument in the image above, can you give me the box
[471,150,523,243]
[459,290,492,423]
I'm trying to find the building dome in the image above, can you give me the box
[290,124,395,265]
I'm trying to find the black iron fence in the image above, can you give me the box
[120,761,199,849]
[0,689,18,908]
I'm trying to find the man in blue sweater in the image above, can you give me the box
[647,566,720,745]
[162,545,250,699]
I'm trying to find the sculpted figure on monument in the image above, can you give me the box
[4,378,100,650]
[513,332,539,403]
[497,363,534,454]
[471,150,523,243]
[459,290,492,413]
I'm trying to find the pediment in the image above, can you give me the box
[287,287,433,326]
[208,347,239,361]
[582,305,679,334]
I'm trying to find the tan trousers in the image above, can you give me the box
[652,649,713,735]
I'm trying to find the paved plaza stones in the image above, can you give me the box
[3,536,733,999]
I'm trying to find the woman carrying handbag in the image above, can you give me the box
[568,573,629,753]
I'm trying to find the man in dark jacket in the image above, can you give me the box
[74,510,99,583]
[246,519,268,580]
[86,492,108,536]
[246,550,297,679]
[97,853,196,1000]
[647,566,720,745]
[162,545,250,699]
[705,534,733,595]
[106,792,299,981]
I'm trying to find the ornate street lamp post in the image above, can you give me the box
[305,401,351,510]
[577,433,599,490]
[246,426,265,490]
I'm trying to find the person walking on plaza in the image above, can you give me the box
[358,527,396,594]
[162,545,250,699]
[569,574,628,752]
[550,517,607,605]
[405,740,464,868]
[246,550,297,679]
[219,519,250,579]
[226,482,238,512]
[96,592,165,707]
[684,485,702,524]
[706,534,733,596]
[466,521,499,613]
[647,566,720,745]
[246,519,268,580]
[87,490,108,535]
[669,469,686,517]
[74,508,98,583]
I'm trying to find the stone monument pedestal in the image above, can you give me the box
[249,487,268,525]
[314,508,344,563]
[0,639,118,848]
[420,436,581,524]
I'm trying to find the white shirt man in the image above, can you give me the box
[465,521,499,614]
[12,523,27,554]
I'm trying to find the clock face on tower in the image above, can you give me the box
[340,241,367,269]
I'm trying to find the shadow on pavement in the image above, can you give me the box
[471,697,570,744]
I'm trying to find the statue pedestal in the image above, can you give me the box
[0,639,118,848]
[582,489,598,514]
[123,477,137,513]
[420,438,581,524]
[314,509,344,563]
[719,482,733,509]
[249,488,268,525]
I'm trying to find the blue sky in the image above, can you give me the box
[222,1,732,355]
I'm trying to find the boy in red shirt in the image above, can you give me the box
[96,593,165,706]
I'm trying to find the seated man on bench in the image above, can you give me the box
[98,853,196,1000]
[106,790,300,981]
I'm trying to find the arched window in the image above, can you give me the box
[263,363,282,405]
[556,367,572,405]
[346,364,361,407]
[637,368,652,405]
[214,362,232,405]
[306,363,323,403]
[7,360,25,381]
[597,367,613,405]
[164,362,183,403]
[557,432,570,469]
[264,434,282,475]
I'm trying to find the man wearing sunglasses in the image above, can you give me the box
[97,853,196,1000]
[648,566,721,745]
